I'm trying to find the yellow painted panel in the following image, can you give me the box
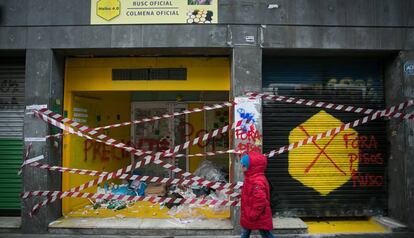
[63,57,230,217]
[188,103,204,172]
[62,92,131,215]
[67,201,230,219]
[63,96,100,213]
[289,110,359,196]
[65,57,230,92]
[306,219,387,234]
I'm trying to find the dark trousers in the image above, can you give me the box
[241,227,275,238]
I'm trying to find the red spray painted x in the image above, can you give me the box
[298,126,346,175]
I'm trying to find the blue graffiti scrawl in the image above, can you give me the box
[237,108,255,132]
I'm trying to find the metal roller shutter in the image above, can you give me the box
[0,57,25,214]
[263,57,386,217]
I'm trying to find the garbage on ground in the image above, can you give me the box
[168,204,204,218]
[167,204,205,224]
[146,183,167,197]
[193,160,226,182]
[93,180,147,211]
[68,161,233,222]
[164,191,183,209]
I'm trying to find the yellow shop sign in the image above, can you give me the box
[91,0,218,24]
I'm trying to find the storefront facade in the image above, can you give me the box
[61,57,231,220]
[0,0,413,236]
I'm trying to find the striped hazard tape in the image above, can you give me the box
[26,94,412,216]
[21,190,240,216]
[35,108,243,158]
[28,110,246,215]
[28,154,241,216]
[34,109,152,157]
[18,143,34,175]
[44,101,235,139]
[27,161,108,177]
[46,128,237,159]
[26,161,242,197]
[20,155,45,168]
[247,92,414,120]
[33,109,244,186]
[264,99,414,158]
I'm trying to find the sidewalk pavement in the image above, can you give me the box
[1,233,414,238]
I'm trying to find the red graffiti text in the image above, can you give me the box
[351,170,384,187]
[343,133,378,149]
[235,124,262,153]
[84,140,130,161]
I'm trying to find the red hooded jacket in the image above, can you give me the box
[240,151,273,230]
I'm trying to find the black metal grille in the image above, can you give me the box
[113,68,187,81]
[263,57,386,217]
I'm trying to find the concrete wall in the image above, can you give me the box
[230,46,262,233]
[0,0,413,27]
[21,49,64,233]
[404,52,414,231]
[385,51,414,231]
[0,24,412,50]
[0,0,413,50]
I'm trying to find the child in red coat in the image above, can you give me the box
[240,151,275,238]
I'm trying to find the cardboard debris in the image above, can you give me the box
[146,183,167,196]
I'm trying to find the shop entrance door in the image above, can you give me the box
[131,102,187,178]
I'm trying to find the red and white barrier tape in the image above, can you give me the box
[27,161,242,197]
[28,95,414,215]
[29,99,408,214]
[28,152,239,216]
[183,149,241,158]
[405,112,414,119]
[247,92,414,120]
[21,191,240,217]
[30,111,245,215]
[21,155,45,167]
[18,144,34,175]
[43,112,238,161]
[47,132,237,159]
[265,99,414,158]
[34,109,244,177]
[34,109,243,187]
[34,109,152,156]
[28,161,108,177]
[36,108,243,159]
[43,101,235,139]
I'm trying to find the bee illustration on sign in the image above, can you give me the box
[96,0,121,21]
